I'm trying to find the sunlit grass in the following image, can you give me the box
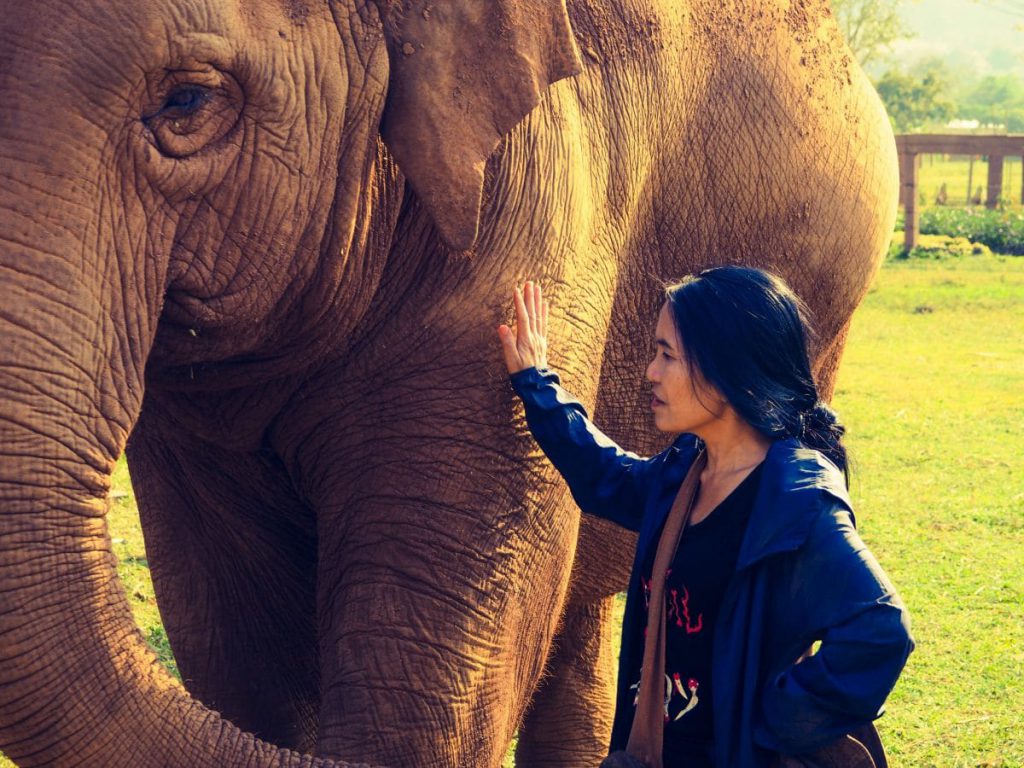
[3,255,1022,767]
[830,254,1024,765]
[108,459,179,679]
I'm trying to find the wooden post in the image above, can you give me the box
[967,155,974,204]
[897,152,907,209]
[1007,157,1014,206]
[900,152,919,251]
[986,155,1004,208]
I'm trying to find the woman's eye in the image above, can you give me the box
[662,351,672,360]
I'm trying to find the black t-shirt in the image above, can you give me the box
[631,462,763,768]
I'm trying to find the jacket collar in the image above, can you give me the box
[657,436,852,572]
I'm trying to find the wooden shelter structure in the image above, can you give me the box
[895,134,1024,250]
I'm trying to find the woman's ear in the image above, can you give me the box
[376,0,582,251]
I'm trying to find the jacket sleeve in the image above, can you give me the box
[754,499,914,755]
[509,366,665,532]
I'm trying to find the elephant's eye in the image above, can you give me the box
[161,86,208,115]
[143,72,243,160]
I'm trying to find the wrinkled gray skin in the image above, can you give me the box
[0,0,897,766]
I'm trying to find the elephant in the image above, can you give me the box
[0,0,898,766]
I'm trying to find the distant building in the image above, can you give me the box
[946,119,981,131]
[943,119,1008,134]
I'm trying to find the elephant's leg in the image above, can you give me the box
[514,593,619,767]
[303,423,579,768]
[125,407,319,751]
[812,318,853,402]
[273,333,589,766]
[515,505,637,766]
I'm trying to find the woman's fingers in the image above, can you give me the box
[514,285,531,337]
[539,284,548,338]
[525,281,545,334]
[524,281,536,329]
[531,282,539,335]
[500,281,549,374]
[538,284,544,329]
[497,323,523,373]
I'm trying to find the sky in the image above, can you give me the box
[889,0,1024,77]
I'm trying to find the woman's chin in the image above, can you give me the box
[651,412,674,433]
[653,413,694,435]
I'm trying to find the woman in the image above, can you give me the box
[496,268,912,768]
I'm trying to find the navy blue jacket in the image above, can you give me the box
[510,367,913,767]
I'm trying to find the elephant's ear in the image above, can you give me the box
[377,0,582,250]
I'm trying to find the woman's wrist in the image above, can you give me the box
[509,366,560,395]
[509,365,542,381]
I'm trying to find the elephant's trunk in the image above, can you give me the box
[0,135,352,768]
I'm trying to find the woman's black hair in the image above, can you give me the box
[664,266,849,482]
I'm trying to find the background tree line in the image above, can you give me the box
[833,0,1024,132]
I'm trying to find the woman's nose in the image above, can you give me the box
[645,359,657,382]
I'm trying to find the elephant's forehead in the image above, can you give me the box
[0,0,321,36]
[0,0,366,143]
[0,0,336,86]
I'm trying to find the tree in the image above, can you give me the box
[830,0,913,67]
[875,66,956,132]
[959,74,1024,131]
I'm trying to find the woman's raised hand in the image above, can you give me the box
[498,281,550,374]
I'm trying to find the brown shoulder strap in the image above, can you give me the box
[625,450,707,768]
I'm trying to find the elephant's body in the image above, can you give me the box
[0,0,896,766]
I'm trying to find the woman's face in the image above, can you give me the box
[645,302,726,435]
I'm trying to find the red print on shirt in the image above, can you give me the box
[669,584,703,634]
[641,571,704,635]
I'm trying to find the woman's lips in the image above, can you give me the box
[651,396,664,409]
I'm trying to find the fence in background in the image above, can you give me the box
[895,134,1024,250]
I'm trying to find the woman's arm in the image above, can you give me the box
[755,501,914,755]
[510,364,668,531]
[498,282,669,531]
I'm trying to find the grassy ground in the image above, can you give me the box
[830,253,1024,766]
[107,460,179,678]
[2,254,1022,767]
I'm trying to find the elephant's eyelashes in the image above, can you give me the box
[142,72,243,159]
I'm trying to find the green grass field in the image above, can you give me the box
[916,154,1024,208]
[830,254,1024,766]
[2,254,1022,767]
